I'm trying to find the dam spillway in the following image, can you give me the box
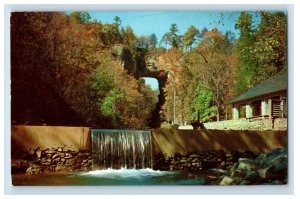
[91,129,153,170]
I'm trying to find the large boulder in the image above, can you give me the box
[257,148,287,182]
[258,148,287,168]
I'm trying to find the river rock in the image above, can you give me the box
[52,157,60,165]
[41,160,51,166]
[184,163,191,168]
[46,153,52,159]
[171,159,179,165]
[81,162,89,167]
[237,158,258,172]
[27,148,35,156]
[180,158,188,163]
[230,169,246,178]
[32,157,40,162]
[220,176,234,185]
[65,158,76,166]
[228,162,238,176]
[189,154,200,158]
[219,161,226,167]
[35,148,42,159]
[258,163,287,181]
[26,164,42,174]
[174,165,183,170]
[225,153,233,158]
[52,153,59,160]
[64,153,73,159]
[244,170,260,183]
[60,158,66,164]
[58,152,65,158]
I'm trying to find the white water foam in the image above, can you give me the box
[80,168,174,178]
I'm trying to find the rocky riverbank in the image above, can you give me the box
[153,148,287,185]
[153,150,257,171]
[11,147,92,174]
[11,146,287,185]
[219,148,287,185]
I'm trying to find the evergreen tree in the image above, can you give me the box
[182,25,199,51]
[234,11,258,95]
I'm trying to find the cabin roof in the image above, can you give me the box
[230,74,287,104]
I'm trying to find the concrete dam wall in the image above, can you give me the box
[151,129,287,157]
[11,125,91,151]
[11,126,287,157]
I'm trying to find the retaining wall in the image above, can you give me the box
[204,118,287,131]
[11,125,91,151]
[151,129,287,157]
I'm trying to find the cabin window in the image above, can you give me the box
[252,100,261,116]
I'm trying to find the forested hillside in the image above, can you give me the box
[11,11,287,128]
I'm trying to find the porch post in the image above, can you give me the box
[268,98,273,129]
[246,104,253,118]
[261,99,268,116]
[280,95,284,118]
[232,104,239,120]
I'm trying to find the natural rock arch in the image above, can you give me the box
[143,71,168,128]
[118,45,169,128]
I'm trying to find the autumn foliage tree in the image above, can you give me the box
[234,11,287,95]
[11,12,157,128]
[11,11,287,128]
[177,29,236,122]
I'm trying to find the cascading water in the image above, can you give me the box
[91,129,153,170]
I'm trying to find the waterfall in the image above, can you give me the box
[91,129,153,170]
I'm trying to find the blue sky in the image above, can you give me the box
[143,77,159,90]
[88,11,246,41]
[87,11,258,90]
